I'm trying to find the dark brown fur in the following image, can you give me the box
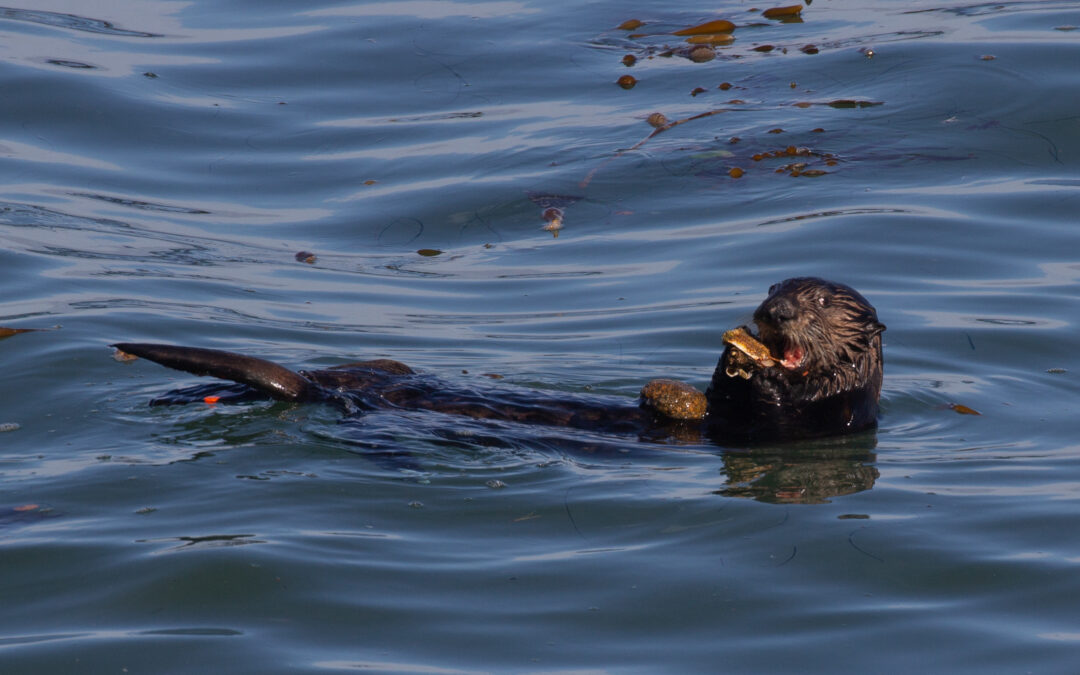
[115,278,884,444]
[705,277,885,441]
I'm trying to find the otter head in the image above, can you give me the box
[752,277,885,397]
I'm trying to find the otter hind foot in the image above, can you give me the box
[113,343,314,402]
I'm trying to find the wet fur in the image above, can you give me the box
[117,278,884,444]
[705,277,885,440]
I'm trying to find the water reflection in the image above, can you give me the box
[716,434,879,504]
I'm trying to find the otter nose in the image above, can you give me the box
[760,296,798,323]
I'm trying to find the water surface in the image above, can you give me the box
[2,0,1080,672]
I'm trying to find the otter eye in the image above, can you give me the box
[817,295,829,307]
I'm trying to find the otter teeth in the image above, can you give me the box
[781,345,805,370]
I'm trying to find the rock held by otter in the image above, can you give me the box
[114,277,884,444]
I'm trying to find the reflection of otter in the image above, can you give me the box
[717,438,880,504]
[113,277,884,445]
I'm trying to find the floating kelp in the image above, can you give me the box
[827,99,883,108]
[686,34,735,46]
[762,5,803,19]
[0,327,45,340]
[580,106,734,188]
[949,403,981,416]
[673,19,736,36]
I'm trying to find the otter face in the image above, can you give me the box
[753,277,885,391]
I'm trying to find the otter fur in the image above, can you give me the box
[705,277,885,440]
[114,277,884,444]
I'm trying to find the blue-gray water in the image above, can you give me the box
[2,0,1079,672]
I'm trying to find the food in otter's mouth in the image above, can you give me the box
[723,325,809,373]
[722,327,776,378]
[721,327,774,364]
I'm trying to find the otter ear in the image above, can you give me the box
[869,321,886,338]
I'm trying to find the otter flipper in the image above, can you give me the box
[113,343,315,401]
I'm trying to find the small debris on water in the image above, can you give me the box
[295,251,317,264]
[0,423,20,432]
[949,403,981,416]
[688,45,716,62]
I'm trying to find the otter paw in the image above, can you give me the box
[640,379,707,421]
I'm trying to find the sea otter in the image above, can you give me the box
[114,277,884,443]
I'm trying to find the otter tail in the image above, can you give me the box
[113,343,314,402]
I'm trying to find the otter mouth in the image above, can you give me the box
[723,326,808,377]
[752,323,806,372]
[779,343,805,371]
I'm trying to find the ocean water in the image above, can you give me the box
[1,0,1079,672]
